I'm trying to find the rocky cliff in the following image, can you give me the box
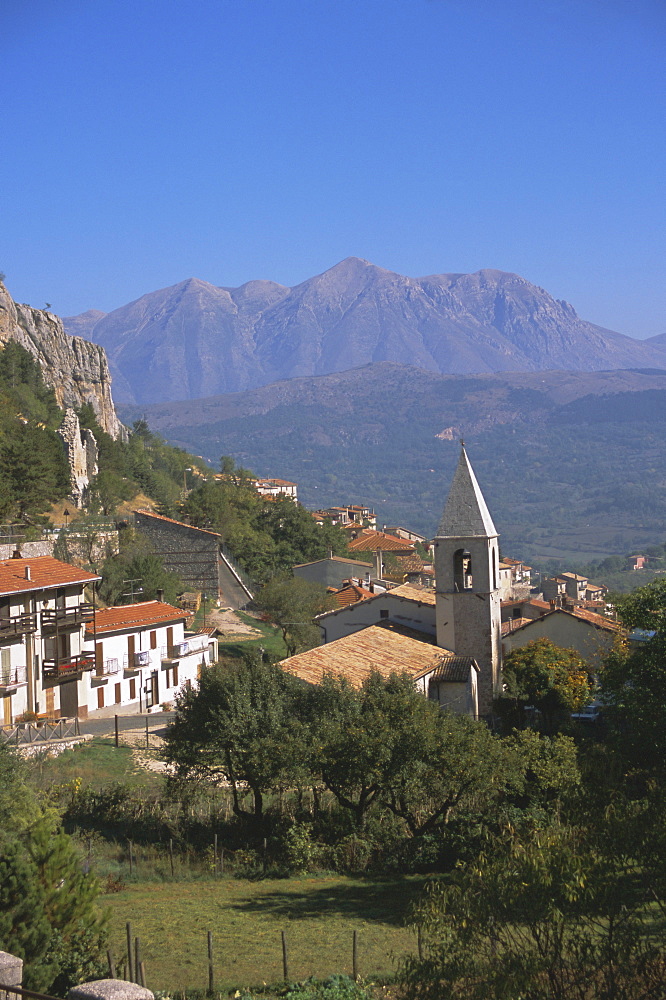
[0,282,122,438]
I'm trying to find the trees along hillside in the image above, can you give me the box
[180,472,349,584]
[0,342,70,520]
[0,742,107,992]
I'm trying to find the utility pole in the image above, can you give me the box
[122,579,143,604]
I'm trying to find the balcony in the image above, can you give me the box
[122,649,155,672]
[0,664,28,692]
[161,634,210,662]
[42,653,95,680]
[95,657,120,677]
[0,612,37,638]
[41,604,95,632]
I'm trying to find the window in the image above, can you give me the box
[173,664,178,687]
[379,609,389,619]
[129,678,136,700]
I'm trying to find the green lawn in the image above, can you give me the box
[28,738,163,794]
[216,611,288,660]
[104,874,427,992]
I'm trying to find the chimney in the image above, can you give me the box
[375,548,383,580]
[24,565,31,581]
[11,547,22,559]
[157,588,164,603]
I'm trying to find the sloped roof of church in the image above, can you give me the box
[437,446,498,539]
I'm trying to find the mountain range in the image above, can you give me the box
[65,258,666,405]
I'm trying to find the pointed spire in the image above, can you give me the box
[437,445,498,538]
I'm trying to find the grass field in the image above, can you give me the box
[105,874,427,992]
[28,737,164,794]
[216,611,288,660]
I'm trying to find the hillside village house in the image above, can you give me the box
[85,601,217,715]
[501,606,620,669]
[281,446,504,719]
[254,478,298,501]
[0,554,100,724]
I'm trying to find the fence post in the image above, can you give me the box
[115,715,119,748]
[281,930,289,982]
[353,930,358,981]
[207,930,214,993]
[169,838,174,878]
[126,921,134,982]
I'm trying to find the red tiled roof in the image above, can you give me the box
[348,531,414,553]
[0,557,100,596]
[134,509,220,537]
[86,601,187,636]
[331,584,375,608]
[502,618,532,635]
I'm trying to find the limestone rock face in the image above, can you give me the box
[58,408,99,507]
[0,282,122,439]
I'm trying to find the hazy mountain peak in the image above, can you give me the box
[64,259,666,405]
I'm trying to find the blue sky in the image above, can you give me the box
[1,0,664,337]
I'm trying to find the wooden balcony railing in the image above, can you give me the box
[40,604,95,631]
[42,653,94,680]
[0,612,37,637]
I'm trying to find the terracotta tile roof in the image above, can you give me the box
[504,608,621,636]
[389,584,437,606]
[348,531,414,553]
[331,584,375,608]
[416,656,478,683]
[293,555,373,569]
[561,572,588,582]
[280,624,453,688]
[0,556,100,596]
[567,607,620,630]
[86,601,187,635]
[134,509,220,537]
[502,617,533,635]
[501,598,550,611]
[316,582,436,622]
[393,553,425,574]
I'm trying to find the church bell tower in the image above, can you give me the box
[434,445,502,717]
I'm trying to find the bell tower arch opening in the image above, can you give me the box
[454,548,473,591]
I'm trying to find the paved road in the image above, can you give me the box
[80,711,175,738]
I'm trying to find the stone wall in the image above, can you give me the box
[134,511,221,599]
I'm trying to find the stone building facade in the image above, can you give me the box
[134,510,223,600]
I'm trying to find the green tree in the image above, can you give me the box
[163,655,310,821]
[600,579,666,772]
[255,576,333,655]
[309,672,442,830]
[0,743,107,991]
[498,638,592,733]
[383,711,522,838]
[98,528,182,605]
[403,819,666,1000]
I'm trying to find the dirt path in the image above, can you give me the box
[207,607,263,639]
